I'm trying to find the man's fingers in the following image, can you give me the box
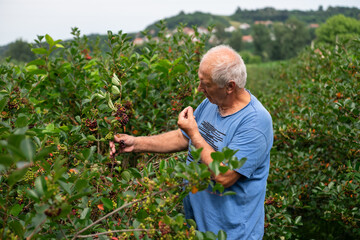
[186,106,194,117]
[179,106,194,119]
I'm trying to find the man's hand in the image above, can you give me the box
[110,134,136,157]
[177,106,199,138]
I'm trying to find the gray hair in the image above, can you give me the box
[200,45,247,88]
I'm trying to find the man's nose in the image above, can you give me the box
[197,82,203,92]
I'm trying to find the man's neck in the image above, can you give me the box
[218,88,250,116]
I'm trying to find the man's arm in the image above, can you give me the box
[178,107,241,188]
[110,129,189,156]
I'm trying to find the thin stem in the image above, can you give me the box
[71,183,186,240]
[26,218,47,240]
[76,228,153,238]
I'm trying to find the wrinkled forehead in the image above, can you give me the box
[198,60,212,79]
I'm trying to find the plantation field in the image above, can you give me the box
[0,26,359,239]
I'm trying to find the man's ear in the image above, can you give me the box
[226,81,236,93]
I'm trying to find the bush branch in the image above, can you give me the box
[71,183,186,240]
[77,228,154,238]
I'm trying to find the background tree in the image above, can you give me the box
[4,39,35,62]
[315,14,360,44]
[228,29,243,52]
[214,22,230,43]
[271,18,310,60]
[252,24,272,61]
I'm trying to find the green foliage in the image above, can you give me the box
[232,7,289,22]
[1,20,359,239]
[0,24,249,240]
[316,14,360,44]
[146,11,230,33]
[252,24,272,61]
[227,30,243,52]
[252,18,311,61]
[3,39,35,62]
[271,18,311,60]
[261,38,360,239]
[231,6,360,24]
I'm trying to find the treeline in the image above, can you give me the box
[146,6,360,31]
[231,6,360,23]
[1,6,360,63]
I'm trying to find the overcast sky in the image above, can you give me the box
[1,0,359,46]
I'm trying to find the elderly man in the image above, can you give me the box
[110,45,273,239]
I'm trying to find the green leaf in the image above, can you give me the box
[208,161,220,176]
[8,167,28,186]
[112,73,121,86]
[101,198,113,210]
[0,155,14,166]
[159,160,166,171]
[223,147,238,160]
[172,64,186,74]
[129,168,142,179]
[136,209,149,220]
[204,231,217,240]
[26,189,39,201]
[10,204,23,216]
[219,165,229,174]
[111,85,120,95]
[284,214,292,224]
[186,219,197,229]
[58,180,72,194]
[80,208,90,219]
[200,171,211,179]
[0,97,8,112]
[121,170,131,181]
[223,191,237,196]
[218,230,227,240]
[195,231,204,240]
[26,59,46,66]
[75,179,88,192]
[237,157,247,169]
[211,152,225,162]
[190,146,203,161]
[108,98,116,110]
[86,135,97,141]
[212,183,224,193]
[31,48,48,55]
[9,220,24,238]
[20,138,36,161]
[295,216,302,225]
[175,215,184,227]
[45,34,55,47]
[175,172,188,180]
[82,145,96,160]
[34,176,47,196]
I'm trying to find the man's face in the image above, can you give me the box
[197,68,226,106]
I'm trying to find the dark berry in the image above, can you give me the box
[119,140,125,148]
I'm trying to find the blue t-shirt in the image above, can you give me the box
[182,91,273,240]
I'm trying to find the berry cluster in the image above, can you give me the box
[81,49,92,60]
[23,169,36,183]
[113,104,129,128]
[85,118,98,132]
[119,140,126,149]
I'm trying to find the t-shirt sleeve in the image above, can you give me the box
[227,127,268,178]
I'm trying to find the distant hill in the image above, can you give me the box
[145,6,360,31]
[1,6,360,61]
[145,11,231,33]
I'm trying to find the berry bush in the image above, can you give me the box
[0,22,359,239]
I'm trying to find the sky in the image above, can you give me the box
[1,0,359,46]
